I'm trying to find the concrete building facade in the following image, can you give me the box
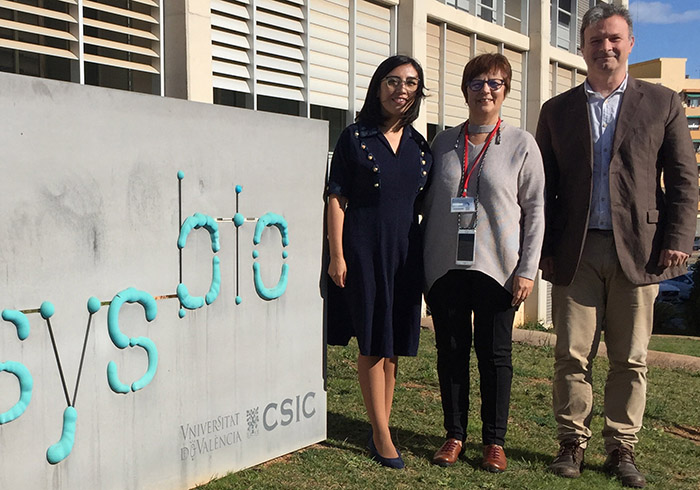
[1,0,629,326]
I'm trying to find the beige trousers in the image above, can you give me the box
[552,231,658,452]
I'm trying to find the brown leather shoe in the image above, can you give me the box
[432,438,463,467]
[603,446,646,488]
[549,439,585,478]
[481,444,507,472]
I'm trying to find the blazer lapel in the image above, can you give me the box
[568,85,593,174]
[612,78,643,156]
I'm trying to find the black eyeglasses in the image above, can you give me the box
[382,76,420,92]
[467,79,505,91]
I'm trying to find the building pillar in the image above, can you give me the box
[525,0,550,134]
[522,0,552,325]
[164,0,214,103]
[397,0,429,136]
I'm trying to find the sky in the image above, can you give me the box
[628,1,700,79]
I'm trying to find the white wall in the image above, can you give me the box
[0,72,327,489]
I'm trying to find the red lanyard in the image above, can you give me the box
[461,118,501,197]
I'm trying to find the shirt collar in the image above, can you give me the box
[584,74,629,100]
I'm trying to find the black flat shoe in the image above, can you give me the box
[368,435,405,469]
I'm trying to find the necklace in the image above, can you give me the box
[467,123,497,134]
[457,119,501,230]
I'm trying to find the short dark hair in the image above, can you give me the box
[580,4,633,48]
[460,53,512,100]
[356,55,426,129]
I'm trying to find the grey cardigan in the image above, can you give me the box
[422,121,545,294]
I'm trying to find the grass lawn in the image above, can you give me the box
[196,328,700,489]
[647,336,700,358]
[519,321,700,358]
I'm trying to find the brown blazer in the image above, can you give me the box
[536,77,697,286]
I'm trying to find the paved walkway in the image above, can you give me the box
[421,317,700,372]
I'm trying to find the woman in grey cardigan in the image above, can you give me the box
[422,53,544,472]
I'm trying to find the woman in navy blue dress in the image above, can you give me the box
[326,55,431,468]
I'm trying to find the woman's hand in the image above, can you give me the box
[511,276,534,307]
[328,256,347,288]
[326,193,347,288]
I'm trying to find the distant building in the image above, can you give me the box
[629,58,700,235]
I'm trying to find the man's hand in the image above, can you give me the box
[658,249,689,268]
[512,276,534,307]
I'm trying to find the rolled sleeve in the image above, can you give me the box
[326,129,353,198]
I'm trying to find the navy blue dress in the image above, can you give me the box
[326,122,432,357]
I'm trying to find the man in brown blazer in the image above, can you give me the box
[536,4,697,489]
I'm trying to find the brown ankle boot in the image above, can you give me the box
[549,439,585,478]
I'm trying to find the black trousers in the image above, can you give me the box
[427,270,516,446]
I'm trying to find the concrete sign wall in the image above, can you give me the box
[0,72,327,489]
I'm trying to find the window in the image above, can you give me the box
[0,0,163,94]
[214,88,252,109]
[311,105,348,150]
[0,0,73,82]
[505,0,524,33]
[551,0,595,52]
[478,0,496,23]
[689,117,700,131]
[440,0,527,34]
[211,0,305,103]
[257,94,302,116]
[445,0,470,12]
[427,124,439,144]
[553,0,572,50]
[82,0,161,94]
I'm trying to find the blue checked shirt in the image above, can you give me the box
[584,75,628,230]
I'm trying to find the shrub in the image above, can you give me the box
[653,301,682,334]
[518,320,549,332]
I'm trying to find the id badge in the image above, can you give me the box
[455,229,476,266]
[451,197,475,213]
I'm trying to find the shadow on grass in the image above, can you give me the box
[325,410,552,469]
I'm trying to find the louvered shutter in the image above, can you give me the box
[0,0,78,65]
[576,0,585,50]
[555,64,570,95]
[211,0,305,100]
[502,47,522,128]
[549,62,554,97]
[354,0,390,109]
[475,37,496,56]
[444,27,469,128]
[83,0,161,74]
[211,0,252,93]
[308,0,349,109]
[425,21,440,126]
[255,0,305,101]
[1,0,162,89]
